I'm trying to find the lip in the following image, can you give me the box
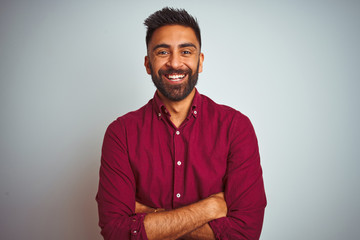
[163,73,188,84]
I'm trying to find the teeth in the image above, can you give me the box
[167,74,185,80]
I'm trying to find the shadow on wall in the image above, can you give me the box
[69,140,103,240]
[33,141,103,240]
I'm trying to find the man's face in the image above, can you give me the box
[145,25,204,102]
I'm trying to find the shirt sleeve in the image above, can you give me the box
[209,113,267,239]
[96,119,149,240]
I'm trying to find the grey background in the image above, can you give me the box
[1,0,359,239]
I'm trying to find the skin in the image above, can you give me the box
[145,25,204,128]
[140,25,227,240]
[136,199,218,240]
[136,193,226,240]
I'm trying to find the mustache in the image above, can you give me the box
[158,68,192,75]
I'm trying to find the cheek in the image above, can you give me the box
[189,62,200,73]
[152,59,167,71]
[184,57,200,69]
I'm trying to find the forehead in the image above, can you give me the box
[149,25,199,48]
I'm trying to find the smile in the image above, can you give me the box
[165,74,186,82]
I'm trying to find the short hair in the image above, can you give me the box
[144,7,201,49]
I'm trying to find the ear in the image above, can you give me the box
[144,56,151,75]
[198,53,204,73]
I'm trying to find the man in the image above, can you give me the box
[96,7,266,240]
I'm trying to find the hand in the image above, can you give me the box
[142,194,225,240]
[207,192,227,219]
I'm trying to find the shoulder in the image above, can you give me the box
[107,99,154,133]
[200,94,250,124]
[199,94,256,147]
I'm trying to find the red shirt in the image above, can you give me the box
[96,89,266,239]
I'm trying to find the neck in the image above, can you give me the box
[157,89,196,128]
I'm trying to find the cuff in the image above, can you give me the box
[130,213,148,240]
[209,217,230,240]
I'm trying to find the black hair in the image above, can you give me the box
[144,7,201,49]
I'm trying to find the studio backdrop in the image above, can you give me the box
[1,0,359,239]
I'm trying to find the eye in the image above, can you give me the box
[157,50,169,55]
[182,50,191,55]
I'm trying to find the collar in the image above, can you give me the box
[153,88,201,120]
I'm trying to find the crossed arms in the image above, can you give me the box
[135,192,226,240]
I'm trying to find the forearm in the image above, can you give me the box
[144,194,225,240]
[180,223,215,240]
[136,203,216,240]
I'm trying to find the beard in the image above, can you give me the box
[149,62,199,102]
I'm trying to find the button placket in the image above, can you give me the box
[173,128,184,208]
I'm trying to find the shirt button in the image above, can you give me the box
[176,131,180,135]
[176,193,181,198]
[132,230,137,234]
[194,110,197,114]
[177,161,182,166]
[158,113,161,117]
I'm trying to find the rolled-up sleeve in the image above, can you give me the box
[96,119,148,240]
[209,113,267,239]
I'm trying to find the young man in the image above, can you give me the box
[96,7,266,240]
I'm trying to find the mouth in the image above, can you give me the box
[164,73,187,82]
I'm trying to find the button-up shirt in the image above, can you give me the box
[96,89,266,239]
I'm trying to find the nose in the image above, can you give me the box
[166,52,182,69]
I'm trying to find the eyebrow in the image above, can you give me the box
[152,44,170,52]
[179,43,197,49]
[152,43,198,52]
